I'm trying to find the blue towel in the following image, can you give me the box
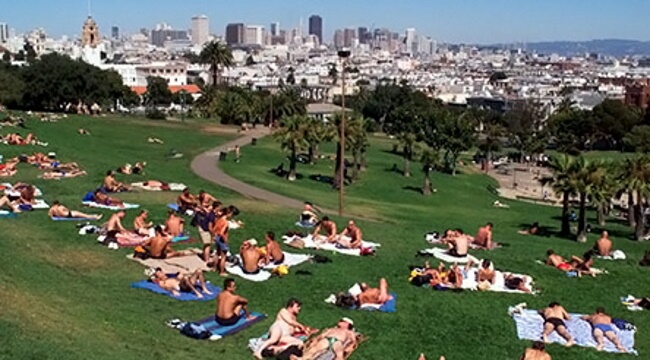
[131,281,220,301]
[51,217,94,222]
[192,311,266,337]
[0,212,17,219]
[295,221,315,229]
[167,203,180,212]
[82,191,95,202]
[354,293,397,313]
[172,235,190,243]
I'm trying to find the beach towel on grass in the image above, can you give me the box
[460,268,535,294]
[621,295,646,312]
[131,182,186,192]
[325,284,397,313]
[263,252,312,270]
[127,250,208,273]
[511,308,637,355]
[185,312,266,340]
[2,183,43,197]
[19,199,49,210]
[226,263,272,282]
[227,252,311,281]
[420,248,479,264]
[51,217,96,222]
[0,210,17,218]
[131,280,220,301]
[283,235,381,256]
[83,201,139,210]
[596,250,626,261]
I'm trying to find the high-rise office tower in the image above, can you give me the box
[357,27,369,45]
[245,25,264,45]
[308,15,322,44]
[333,29,344,48]
[191,15,209,45]
[270,22,280,37]
[343,28,356,48]
[0,23,9,43]
[225,23,245,45]
[110,26,119,40]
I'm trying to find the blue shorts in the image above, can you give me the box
[594,324,614,333]
[215,235,229,252]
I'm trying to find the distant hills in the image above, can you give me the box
[488,39,650,57]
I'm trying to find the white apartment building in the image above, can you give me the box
[99,62,187,87]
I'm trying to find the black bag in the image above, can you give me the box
[180,322,211,340]
[410,274,432,287]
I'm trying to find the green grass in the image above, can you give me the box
[1,117,649,360]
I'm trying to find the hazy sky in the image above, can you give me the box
[3,0,649,44]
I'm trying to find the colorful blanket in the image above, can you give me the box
[131,280,220,301]
[184,312,266,340]
[82,201,139,210]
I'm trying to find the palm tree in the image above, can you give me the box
[421,149,440,196]
[541,154,576,236]
[571,157,608,242]
[199,41,234,86]
[215,90,247,124]
[590,161,616,227]
[271,87,307,120]
[274,115,309,181]
[620,157,650,240]
[304,118,335,164]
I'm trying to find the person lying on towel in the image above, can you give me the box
[254,298,312,359]
[546,250,576,273]
[425,262,464,289]
[0,195,21,212]
[540,302,575,347]
[581,307,626,352]
[215,278,255,326]
[262,231,285,265]
[0,158,18,177]
[141,180,171,191]
[133,210,154,237]
[49,201,102,220]
[504,273,532,293]
[300,204,319,225]
[38,161,80,171]
[520,341,551,360]
[240,239,263,275]
[151,267,212,299]
[141,226,185,260]
[117,161,146,175]
[93,189,124,207]
[290,317,357,360]
[336,221,363,249]
[356,278,393,306]
[474,259,496,291]
[164,210,184,237]
[312,216,338,243]
[42,169,87,179]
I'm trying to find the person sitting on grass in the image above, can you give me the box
[289,318,357,360]
[177,187,197,213]
[593,231,612,257]
[240,239,263,275]
[356,278,392,306]
[581,307,626,352]
[474,222,498,249]
[141,225,184,259]
[0,195,21,212]
[263,231,285,265]
[117,161,146,175]
[300,204,319,225]
[164,209,184,237]
[215,278,254,326]
[133,210,153,236]
[103,170,130,192]
[336,220,363,249]
[48,201,102,220]
[254,298,310,359]
[151,267,212,299]
[312,216,337,243]
[197,190,217,209]
[446,230,469,257]
[476,259,496,291]
[540,302,574,346]
[93,189,124,207]
[41,169,87,179]
[520,341,551,360]
[545,250,575,272]
[104,210,128,244]
[0,158,18,177]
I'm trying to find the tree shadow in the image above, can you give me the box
[308,174,334,185]
[516,223,555,238]
[267,165,304,180]
[384,163,405,175]
[403,185,424,194]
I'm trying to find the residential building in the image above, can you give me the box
[308,15,322,44]
[225,23,245,46]
[191,15,209,46]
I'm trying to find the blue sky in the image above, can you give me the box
[3,0,649,44]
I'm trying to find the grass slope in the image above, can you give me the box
[0,117,647,360]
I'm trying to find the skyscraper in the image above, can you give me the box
[333,29,344,48]
[343,28,356,48]
[0,23,9,43]
[245,25,264,45]
[308,15,322,44]
[111,25,119,40]
[225,23,245,46]
[191,15,209,46]
[357,27,369,45]
[270,22,280,37]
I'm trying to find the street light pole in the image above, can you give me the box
[337,50,350,216]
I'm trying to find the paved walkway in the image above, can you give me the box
[191,127,340,215]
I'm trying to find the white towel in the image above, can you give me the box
[130,182,186,191]
[460,268,535,294]
[82,201,139,210]
[282,234,380,256]
[262,252,311,270]
[30,199,50,209]
[2,183,44,197]
[421,248,479,264]
[226,264,272,282]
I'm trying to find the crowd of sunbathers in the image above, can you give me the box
[426,222,500,258]
[0,152,87,179]
[1,132,47,146]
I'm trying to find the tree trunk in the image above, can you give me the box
[560,192,571,236]
[597,204,606,227]
[308,145,315,164]
[288,146,297,181]
[403,157,411,177]
[628,191,636,227]
[422,171,432,196]
[360,148,367,172]
[352,149,359,180]
[577,192,587,243]
[634,190,645,240]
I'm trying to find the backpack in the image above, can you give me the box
[180,322,211,340]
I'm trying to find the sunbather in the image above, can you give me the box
[594,231,612,257]
[0,195,20,212]
[164,210,184,237]
[177,187,197,213]
[117,161,146,175]
[151,267,212,299]
[38,161,79,171]
[336,220,363,249]
[504,274,532,293]
[627,296,650,310]
[215,278,254,326]
[569,252,596,277]
[446,230,469,257]
[254,298,309,359]
[300,204,319,225]
[262,231,285,265]
[48,201,102,220]
[312,216,337,243]
[212,206,232,276]
[240,239,263,275]
[103,170,130,192]
[197,190,217,209]
[41,169,87,179]
[0,159,18,177]
[357,278,392,306]
[476,259,496,291]
[545,250,574,272]
[518,222,540,236]
[290,318,357,360]
[93,189,124,207]
[142,226,183,259]
[133,210,153,236]
[540,302,574,346]
[104,210,128,244]
[520,341,551,360]
[474,222,498,249]
[581,307,626,352]
[78,128,91,135]
[17,184,36,205]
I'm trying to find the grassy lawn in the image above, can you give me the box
[1,117,649,360]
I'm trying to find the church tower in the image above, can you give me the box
[82,16,100,48]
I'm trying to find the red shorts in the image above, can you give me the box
[557,262,571,271]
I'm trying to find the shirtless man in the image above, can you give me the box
[177,187,197,213]
[254,298,308,359]
[504,274,532,293]
[94,190,124,207]
[594,231,612,257]
[520,341,551,360]
[164,210,184,237]
[240,239,263,275]
[312,217,337,243]
[447,231,469,257]
[0,195,20,212]
[104,210,127,244]
[546,250,574,272]
[337,221,362,249]
[581,307,626,352]
[212,207,232,275]
[290,318,357,360]
[264,231,285,265]
[474,222,496,249]
[476,259,496,290]
[103,170,129,192]
[215,278,254,326]
[197,190,217,209]
[540,302,574,346]
[142,226,183,259]
[48,201,102,220]
[133,210,153,236]
[152,268,212,299]
[300,204,319,225]
[357,278,392,305]
[195,202,216,263]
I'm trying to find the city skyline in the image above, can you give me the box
[2,0,650,44]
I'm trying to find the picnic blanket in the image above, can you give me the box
[325,284,397,313]
[460,268,535,294]
[131,280,220,301]
[295,220,316,229]
[227,252,312,282]
[511,308,637,354]
[51,217,96,222]
[0,210,17,218]
[83,201,139,210]
[182,312,266,340]
[2,183,43,197]
[19,199,49,210]
[263,252,312,270]
[131,182,186,191]
[283,234,381,256]
[126,250,208,274]
[596,250,626,260]
[420,248,479,264]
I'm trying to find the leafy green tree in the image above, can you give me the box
[437,109,477,175]
[2,51,10,62]
[0,64,25,107]
[570,157,606,242]
[200,41,234,85]
[623,125,650,153]
[144,76,172,106]
[504,100,549,159]
[346,115,369,180]
[619,157,650,240]
[548,109,596,154]
[274,115,309,181]
[304,117,334,164]
[591,99,641,150]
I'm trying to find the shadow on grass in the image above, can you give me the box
[403,185,424,195]
[267,166,304,180]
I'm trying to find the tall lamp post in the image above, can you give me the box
[337,49,350,216]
